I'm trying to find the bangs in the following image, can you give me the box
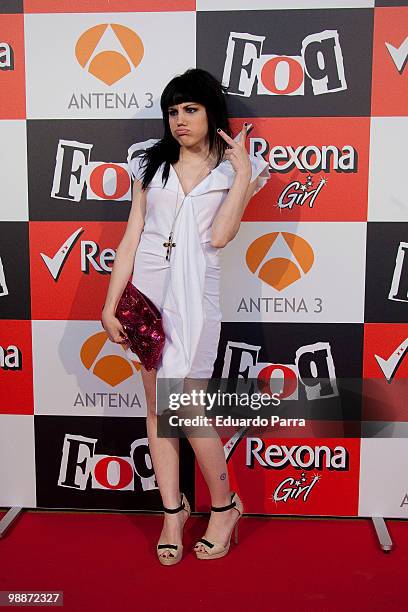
[161,77,207,112]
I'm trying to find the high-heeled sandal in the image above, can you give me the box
[194,491,244,560]
[156,492,191,566]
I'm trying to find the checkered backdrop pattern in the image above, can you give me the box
[0,1,407,518]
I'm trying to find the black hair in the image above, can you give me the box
[135,68,232,191]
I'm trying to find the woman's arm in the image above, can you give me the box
[210,124,260,249]
[102,179,146,317]
[210,172,258,248]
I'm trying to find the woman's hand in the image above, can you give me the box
[217,123,252,179]
[101,308,129,349]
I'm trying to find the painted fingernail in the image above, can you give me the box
[244,122,248,126]
[217,128,221,132]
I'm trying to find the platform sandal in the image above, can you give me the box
[194,491,244,560]
[156,492,191,566]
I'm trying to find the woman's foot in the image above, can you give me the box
[193,493,242,555]
[157,495,190,562]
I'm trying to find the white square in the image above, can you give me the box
[368,117,408,222]
[32,320,148,417]
[359,434,408,518]
[25,12,196,119]
[0,415,36,507]
[0,121,28,221]
[220,221,367,323]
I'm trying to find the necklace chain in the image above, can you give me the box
[163,152,214,262]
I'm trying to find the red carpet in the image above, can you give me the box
[1,510,407,611]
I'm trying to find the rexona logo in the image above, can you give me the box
[0,256,8,297]
[223,30,346,97]
[0,41,14,71]
[375,338,408,384]
[221,340,338,402]
[40,227,116,280]
[385,36,408,75]
[51,140,132,202]
[0,344,22,371]
[80,331,141,387]
[388,241,408,303]
[271,470,320,504]
[75,24,144,86]
[255,142,357,173]
[246,232,314,291]
[58,434,156,492]
[247,439,348,470]
[246,439,347,504]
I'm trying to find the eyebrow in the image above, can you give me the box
[168,103,199,110]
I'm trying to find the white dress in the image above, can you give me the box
[127,139,270,380]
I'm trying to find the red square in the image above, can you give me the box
[0,14,25,119]
[371,7,408,116]
[0,320,33,415]
[363,323,408,421]
[231,117,370,222]
[29,221,126,320]
[195,435,360,516]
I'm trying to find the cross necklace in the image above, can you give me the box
[163,152,213,262]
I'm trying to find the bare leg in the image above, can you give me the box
[180,377,242,553]
[141,366,188,560]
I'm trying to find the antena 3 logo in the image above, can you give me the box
[69,24,153,111]
[223,30,346,97]
[58,434,156,492]
[51,140,132,202]
[75,24,144,86]
[246,232,314,291]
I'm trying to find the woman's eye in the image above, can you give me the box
[169,110,177,116]
[187,108,197,113]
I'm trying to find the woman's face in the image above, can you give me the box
[167,101,209,149]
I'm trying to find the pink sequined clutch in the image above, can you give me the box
[115,280,165,371]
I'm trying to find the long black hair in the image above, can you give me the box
[137,68,232,191]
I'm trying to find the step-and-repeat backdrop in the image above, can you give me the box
[1,0,407,518]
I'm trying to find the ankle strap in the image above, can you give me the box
[163,495,184,514]
[211,493,236,512]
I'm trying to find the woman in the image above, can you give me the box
[102,68,270,565]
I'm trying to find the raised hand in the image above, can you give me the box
[217,123,252,178]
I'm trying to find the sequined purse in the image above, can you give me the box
[115,280,165,371]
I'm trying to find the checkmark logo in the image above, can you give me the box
[385,36,408,74]
[374,338,408,383]
[40,227,84,281]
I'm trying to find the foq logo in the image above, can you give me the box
[0,256,8,297]
[51,140,132,202]
[75,24,144,86]
[388,242,408,304]
[246,232,314,291]
[221,340,339,402]
[0,41,14,71]
[80,331,141,386]
[223,30,346,97]
[58,434,156,492]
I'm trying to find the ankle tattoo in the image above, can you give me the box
[219,472,226,480]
